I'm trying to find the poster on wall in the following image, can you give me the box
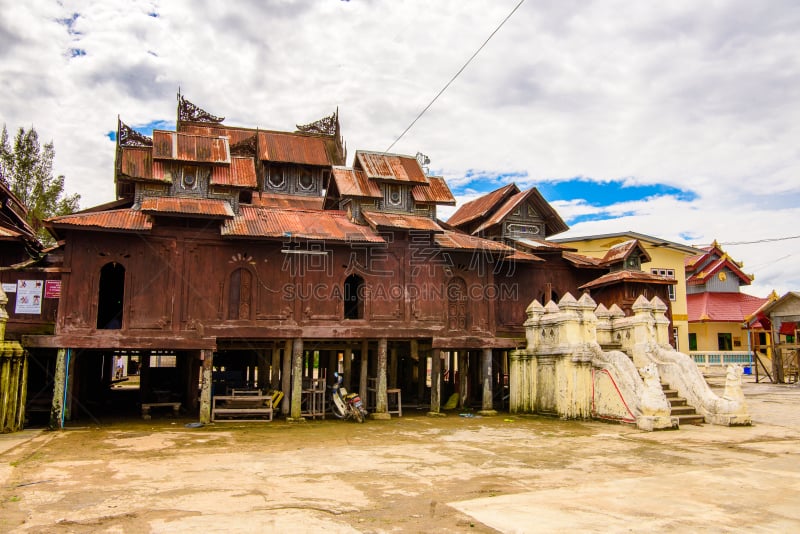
[44,280,62,298]
[2,283,16,293]
[16,279,43,314]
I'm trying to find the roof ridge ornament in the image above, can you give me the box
[178,94,225,124]
[296,109,338,136]
[118,118,153,147]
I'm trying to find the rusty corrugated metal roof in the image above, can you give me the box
[180,124,256,145]
[119,147,162,181]
[447,184,518,227]
[210,157,257,188]
[412,176,455,205]
[140,197,234,218]
[472,188,569,236]
[504,249,545,262]
[48,209,152,232]
[331,167,382,198]
[251,194,325,210]
[600,239,650,267]
[579,270,675,290]
[361,211,443,232]
[258,131,332,166]
[222,206,384,243]
[562,251,604,268]
[153,131,230,163]
[434,231,513,254]
[354,151,428,184]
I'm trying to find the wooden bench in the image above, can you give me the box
[141,402,181,420]
[212,395,273,422]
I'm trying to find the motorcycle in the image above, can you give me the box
[330,372,368,423]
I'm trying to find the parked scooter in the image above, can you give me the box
[330,372,368,423]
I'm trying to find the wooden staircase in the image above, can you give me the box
[662,384,704,426]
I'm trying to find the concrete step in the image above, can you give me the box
[662,383,704,427]
[670,405,698,415]
[676,413,705,425]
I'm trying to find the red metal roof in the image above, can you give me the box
[580,270,676,290]
[222,206,384,243]
[562,251,604,268]
[251,194,325,210]
[258,131,333,166]
[503,249,545,262]
[140,197,234,218]
[210,157,257,188]
[361,211,443,232]
[686,256,753,286]
[687,292,769,323]
[471,187,569,236]
[434,231,514,254]
[48,209,152,232]
[412,176,456,205]
[331,167,381,198]
[354,151,428,184]
[447,184,518,227]
[119,147,162,181]
[153,131,230,163]
[179,124,258,146]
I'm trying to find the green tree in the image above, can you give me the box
[0,124,80,245]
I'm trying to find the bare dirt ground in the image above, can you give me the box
[2,376,800,533]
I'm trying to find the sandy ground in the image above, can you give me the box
[1,375,800,533]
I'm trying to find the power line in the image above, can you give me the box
[715,235,800,246]
[385,0,527,152]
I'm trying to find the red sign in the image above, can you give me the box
[44,280,62,299]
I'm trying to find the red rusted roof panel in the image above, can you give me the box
[580,270,675,290]
[599,239,650,266]
[331,167,381,198]
[180,124,259,145]
[153,131,230,163]
[434,231,513,253]
[210,157,257,188]
[562,251,604,268]
[258,131,331,166]
[140,197,234,218]
[222,206,384,243]
[48,209,152,232]
[361,211,443,232]
[447,184,519,227]
[412,176,456,205]
[355,152,428,184]
[119,147,159,181]
[251,194,325,210]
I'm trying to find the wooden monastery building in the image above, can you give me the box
[11,96,677,427]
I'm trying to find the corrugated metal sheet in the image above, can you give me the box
[331,167,381,198]
[210,157,257,188]
[447,184,518,227]
[361,211,443,232]
[152,131,230,163]
[600,240,646,266]
[504,249,545,262]
[434,231,514,253]
[510,237,574,252]
[412,176,455,205]
[49,209,152,232]
[119,147,156,180]
[140,197,234,218]
[258,131,331,166]
[562,251,603,268]
[355,151,428,184]
[251,194,325,210]
[180,124,256,146]
[687,292,768,323]
[222,206,384,243]
[579,270,675,290]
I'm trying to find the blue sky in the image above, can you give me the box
[1,0,798,295]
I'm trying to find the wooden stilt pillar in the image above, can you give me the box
[289,338,305,421]
[428,348,443,416]
[479,347,497,415]
[359,340,368,400]
[270,347,281,390]
[281,340,292,415]
[373,338,390,419]
[343,347,352,391]
[199,349,214,424]
[458,350,469,410]
[49,348,68,429]
[412,340,424,404]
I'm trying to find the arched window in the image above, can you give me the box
[229,268,253,320]
[97,262,125,329]
[344,274,364,320]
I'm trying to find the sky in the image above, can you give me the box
[1,0,798,296]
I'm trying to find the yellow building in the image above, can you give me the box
[551,231,700,351]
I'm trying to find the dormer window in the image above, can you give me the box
[268,167,285,188]
[298,168,314,190]
[625,256,640,270]
[388,185,402,207]
[182,167,198,190]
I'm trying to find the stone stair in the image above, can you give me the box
[662,384,705,426]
